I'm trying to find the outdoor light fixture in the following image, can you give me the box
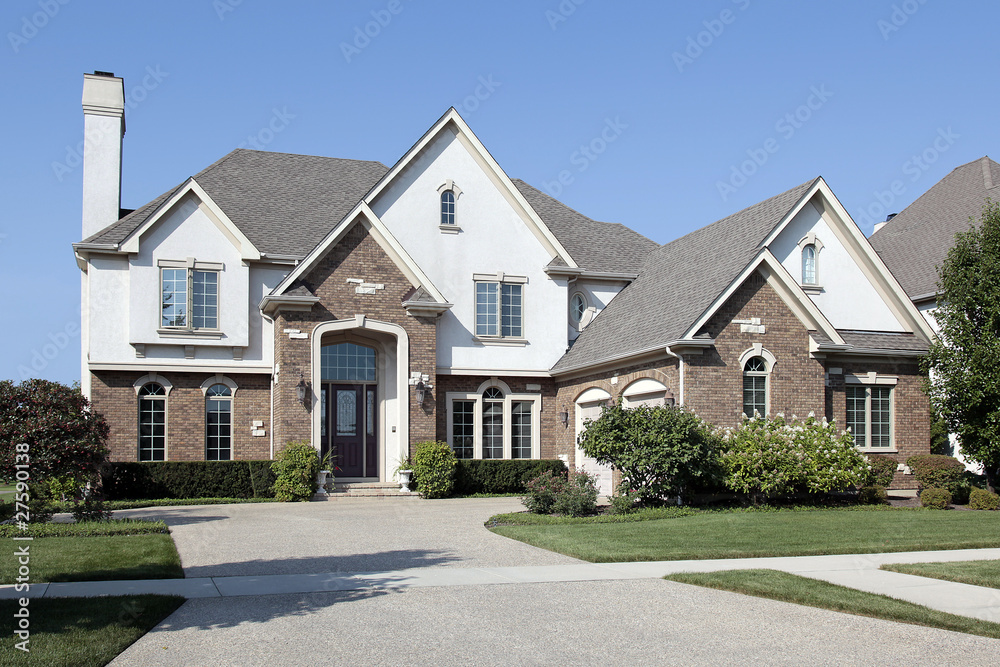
[296,376,308,405]
[558,410,569,428]
[415,380,427,405]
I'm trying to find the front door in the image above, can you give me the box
[321,384,378,478]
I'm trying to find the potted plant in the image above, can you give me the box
[395,455,414,493]
[317,450,337,496]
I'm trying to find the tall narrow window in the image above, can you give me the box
[482,387,504,459]
[138,383,166,461]
[452,400,475,459]
[802,244,817,285]
[206,384,232,461]
[511,401,533,459]
[742,356,768,418]
[441,190,456,226]
[846,385,892,448]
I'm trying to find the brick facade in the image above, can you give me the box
[91,371,271,461]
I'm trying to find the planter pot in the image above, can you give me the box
[316,470,332,495]
[398,469,413,493]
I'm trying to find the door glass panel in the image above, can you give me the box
[321,387,327,438]
[367,388,375,437]
[337,390,357,436]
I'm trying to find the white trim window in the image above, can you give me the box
[440,189,456,226]
[446,381,540,459]
[742,356,769,418]
[474,274,526,339]
[846,381,894,449]
[570,292,587,326]
[159,259,222,331]
[138,382,167,461]
[802,244,817,285]
[206,383,233,461]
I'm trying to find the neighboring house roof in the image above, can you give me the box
[83,149,389,257]
[869,156,1000,300]
[552,179,818,372]
[511,180,659,274]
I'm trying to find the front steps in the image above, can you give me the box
[314,482,419,500]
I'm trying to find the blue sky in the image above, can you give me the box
[2,0,998,386]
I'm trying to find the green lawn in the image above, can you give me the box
[0,595,184,667]
[0,483,14,498]
[1,534,183,584]
[664,569,1000,640]
[488,508,1000,562]
[881,559,1000,589]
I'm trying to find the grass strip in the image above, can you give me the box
[881,559,1000,589]
[0,595,184,667]
[488,507,1000,562]
[664,569,1000,640]
[0,519,169,539]
[1,534,183,584]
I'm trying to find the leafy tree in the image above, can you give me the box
[578,401,721,505]
[0,379,109,482]
[924,201,1000,492]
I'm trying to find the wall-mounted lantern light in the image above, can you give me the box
[558,409,569,428]
[415,380,427,406]
[296,376,308,405]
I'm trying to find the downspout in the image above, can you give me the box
[664,345,684,406]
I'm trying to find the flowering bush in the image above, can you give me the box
[522,469,567,514]
[716,413,871,502]
[521,468,597,516]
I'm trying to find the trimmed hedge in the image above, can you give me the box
[920,487,952,509]
[865,454,898,487]
[100,461,276,500]
[453,459,567,495]
[906,455,965,493]
[968,487,999,511]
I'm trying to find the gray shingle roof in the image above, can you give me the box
[552,179,817,372]
[512,180,659,273]
[869,156,1000,300]
[837,330,929,353]
[83,149,389,257]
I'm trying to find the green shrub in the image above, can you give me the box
[551,469,599,517]
[522,470,567,514]
[609,487,640,515]
[579,402,721,504]
[920,487,952,509]
[453,459,566,495]
[412,441,457,499]
[865,454,898,487]
[857,486,888,505]
[71,496,113,522]
[718,414,869,502]
[100,460,277,500]
[271,441,319,502]
[968,487,999,510]
[906,454,966,495]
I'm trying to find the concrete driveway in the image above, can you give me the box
[119,497,579,577]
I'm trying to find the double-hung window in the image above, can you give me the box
[158,259,222,332]
[474,273,525,340]
[447,383,540,459]
[846,381,893,449]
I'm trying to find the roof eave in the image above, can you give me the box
[259,295,320,316]
[402,300,454,318]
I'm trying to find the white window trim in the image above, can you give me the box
[569,291,588,329]
[741,348,772,418]
[797,233,824,292]
[133,373,173,396]
[199,374,239,397]
[472,273,527,343]
[437,180,463,233]
[158,259,223,335]
[446,380,541,460]
[137,381,168,462]
[845,374,896,452]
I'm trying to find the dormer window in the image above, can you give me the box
[441,190,456,226]
[802,244,817,285]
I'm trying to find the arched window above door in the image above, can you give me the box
[321,342,376,382]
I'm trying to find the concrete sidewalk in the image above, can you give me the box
[6,547,999,623]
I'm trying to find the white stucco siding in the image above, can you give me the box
[771,200,905,332]
[128,196,251,351]
[918,301,940,333]
[568,280,627,341]
[371,130,568,371]
[87,256,132,362]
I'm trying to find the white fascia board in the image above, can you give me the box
[437,367,553,377]
[363,108,578,269]
[270,202,448,305]
[761,178,936,341]
[682,248,844,345]
[89,362,273,374]
[118,178,261,261]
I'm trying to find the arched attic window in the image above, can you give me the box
[441,190,456,226]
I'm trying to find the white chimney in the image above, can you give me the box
[81,71,125,239]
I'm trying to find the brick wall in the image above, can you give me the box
[91,371,272,462]
[272,221,437,454]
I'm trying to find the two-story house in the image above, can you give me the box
[74,72,936,493]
